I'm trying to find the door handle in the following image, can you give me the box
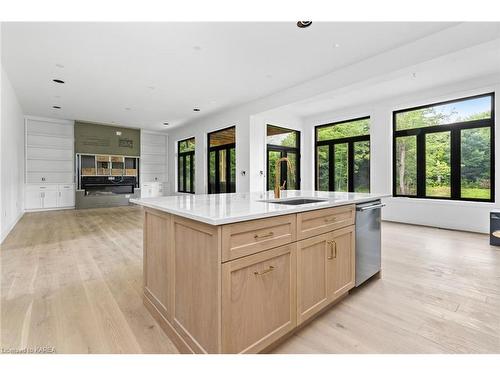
[254,231,274,239]
[357,203,386,212]
[254,265,275,276]
[327,240,337,260]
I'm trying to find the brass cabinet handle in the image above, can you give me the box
[254,265,275,276]
[254,231,274,239]
[327,240,337,260]
[324,216,337,223]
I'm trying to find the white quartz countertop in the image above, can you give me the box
[130,190,389,225]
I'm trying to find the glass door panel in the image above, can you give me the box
[334,143,348,192]
[316,145,329,191]
[353,141,370,192]
[425,131,451,198]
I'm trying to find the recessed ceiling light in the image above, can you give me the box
[52,105,61,109]
[297,21,312,28]
[55,63,64,68]
[125,107,131,111]
[53,79,65,84]
[193,108,200,112]
[333,43,340,48]
[193,46,202,51]
[163,122,169,126]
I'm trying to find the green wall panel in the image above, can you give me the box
[75,122,140,156]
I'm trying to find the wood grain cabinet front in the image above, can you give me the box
[221,214,296,261]
[297,204,355,240]
[297,225,355,324]
[222,244,297,353]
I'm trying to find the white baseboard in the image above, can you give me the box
[24,206,75,213]
[1,210,25,244]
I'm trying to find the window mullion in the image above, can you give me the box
[329,143,335,191]
[348,142,354,192]
[450,129,461,199]
[416,133,426,197]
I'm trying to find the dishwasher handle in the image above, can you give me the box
[357,203,386,212]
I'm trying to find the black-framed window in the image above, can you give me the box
[315,117,370,192]
[393,93,495,202]
[207,126,236,194]
[178,137,195,193]
[266,125,301,191]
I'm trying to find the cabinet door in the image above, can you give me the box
[297,232,330,323]
[42,190,58,208]
[25,191,43,209]
[297,225,355,324]
[327,225,355,299]
[222,244,297,353]
[58,188,75,207]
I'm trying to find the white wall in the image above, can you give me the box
[303,75,500,233]
[1,65,25,242]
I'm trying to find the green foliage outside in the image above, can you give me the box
[396,107,491,199]
[316,118,370,192]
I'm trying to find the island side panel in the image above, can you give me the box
[143,208,172,319]
[171,215,222,354]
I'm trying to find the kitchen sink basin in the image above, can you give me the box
[259,197,328,205]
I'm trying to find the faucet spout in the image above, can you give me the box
[274,157,293,199]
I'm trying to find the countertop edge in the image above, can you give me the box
[130,194,389,226]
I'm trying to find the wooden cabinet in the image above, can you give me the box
[297,225,355,324]
[142,205,357,354]
[222,244,296,353]
[143,209,172,320]
[327,225,356,299]
[297,204,355,240]
[221,214,296,261]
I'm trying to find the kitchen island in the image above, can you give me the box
[131,190,386,353]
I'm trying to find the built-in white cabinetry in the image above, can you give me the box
[25,117,75,211]
[25,184,75,211]
[141,130,168,197]
[141,182,165,198]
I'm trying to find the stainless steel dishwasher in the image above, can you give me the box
[355,200,385,286]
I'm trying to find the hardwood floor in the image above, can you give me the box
[1,206,499,353]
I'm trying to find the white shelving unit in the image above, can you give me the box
[25,117,75,211]
[140,130,168,197]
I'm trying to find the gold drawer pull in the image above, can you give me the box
[254,266,275,276]
[254,231,274,239]
[324,216,338,223]
[327,240,337,260]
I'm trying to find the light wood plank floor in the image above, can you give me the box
[1,206,499,353]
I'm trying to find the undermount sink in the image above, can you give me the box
[259,197,328,205]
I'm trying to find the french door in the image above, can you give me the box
[208,144,236,194]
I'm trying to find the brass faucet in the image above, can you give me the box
[274,157,293,199]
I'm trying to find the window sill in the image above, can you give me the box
[386,196,496,208]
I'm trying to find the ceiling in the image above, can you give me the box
[1,22,459,130]
[283,38,500,118]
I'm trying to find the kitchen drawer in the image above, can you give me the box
[297,204,355,240]
[222,214,296,261]
[222,243,297,353]
[25,184,58,192]
[26,172,74,184]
